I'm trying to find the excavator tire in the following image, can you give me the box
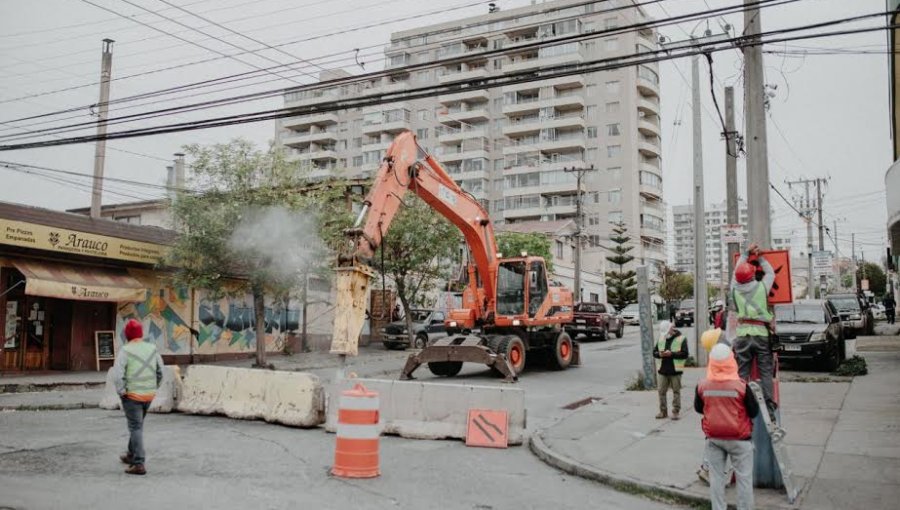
[427,361,464,377]
[547,332,574,370]
[497,335,527,376]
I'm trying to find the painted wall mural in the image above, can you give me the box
[116,270,192,355]
[193,291,300,355]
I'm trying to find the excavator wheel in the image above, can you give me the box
[427,361,464,377]
[547,332,574,370]
[497,335,527,376]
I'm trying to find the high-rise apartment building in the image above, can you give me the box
[673,200,750,284]
[276,0,665,280]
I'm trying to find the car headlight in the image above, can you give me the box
[809,332,826,342]
[849,313,861,320]
[381,328,388,334]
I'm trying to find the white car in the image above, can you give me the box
[871,304,887,321]
[619,303,640,325]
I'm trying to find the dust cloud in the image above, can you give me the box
[227,206,325,279]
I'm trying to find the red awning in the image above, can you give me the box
[13,259,146,302]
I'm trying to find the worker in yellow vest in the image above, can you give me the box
[653,321,689,420]
[112,319,164,475]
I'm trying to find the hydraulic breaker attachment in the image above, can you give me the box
[400,335,518,383]
[330,264,375,356]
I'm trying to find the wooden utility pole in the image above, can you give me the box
[564,164,596,303]
[744,0,772,248]
[90,39,114,218]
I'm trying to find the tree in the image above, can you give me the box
[856,262,886,296]
[167,139,352,367]
[657,264,693,306]
[374,195,460,345]
[605,222,637,311]
[496,232,554,272]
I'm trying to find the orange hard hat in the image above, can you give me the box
[735,262,756,284]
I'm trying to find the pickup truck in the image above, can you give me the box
[565,302,625,341]
[674,299,695,328]
[381,309,447,350]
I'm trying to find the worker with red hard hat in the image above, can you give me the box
[731,242,777,421]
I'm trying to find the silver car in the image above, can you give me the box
[619,303,640,325]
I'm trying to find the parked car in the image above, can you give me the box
[774,300,845,371]
[565,302,624,341]
[619,303,640,325]
[381,309,446,350]
[674,299,695,328]
[825,293,874,336]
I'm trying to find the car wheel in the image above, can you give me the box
[615,324,624,338]
[414,333,428,349]
[820,345,841,372]
[599,328,608,342]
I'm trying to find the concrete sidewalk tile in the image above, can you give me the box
[546,409,627,440]
[780,408,840,447]
[831,409,900,433]
[544,428,640,464]
[825,430,900,459]
[608,436,707,490]
[815,452,900,485]
[779,382,850,410]
[779,444,825,478]
[801,478,898,510]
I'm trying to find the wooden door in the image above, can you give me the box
[48,299,73,370]
[70,301,116,371]
[22,296,48,370]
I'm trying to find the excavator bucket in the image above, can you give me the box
[330,264,375,356]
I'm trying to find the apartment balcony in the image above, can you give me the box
[284,89,340,108]
[641,198,665,215]
[282,113,339,131]
[539,133,586,153]
[642,242,666,262]
[438,67,489,84]
[280,129,338,148]
[438,107,491,124]
[437,149,490,163]
[638,118,661,137]
[439,89,490,105]
[505,51,583,74]
[543,92,585,110]
[361,118,411,135]
[637,76,660,97]
[640,226,666,243]
[502,75,584,94]
[502,97,542,116]
[638,97,660,116]
[361,140,391,152]
[287,147,339,162]
[436,125,487,144]
[638,136,661,157]
[505,157,586,173]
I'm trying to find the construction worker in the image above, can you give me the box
[695,343,760,510]
[653,320,689,420]
[731,242,777,421]
[112,319,164,475]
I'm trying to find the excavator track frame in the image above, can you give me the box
[400,335,518,383]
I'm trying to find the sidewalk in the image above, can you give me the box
[0,344,410,411]
[530,337,900,509]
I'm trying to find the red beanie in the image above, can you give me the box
[124,319,143,340]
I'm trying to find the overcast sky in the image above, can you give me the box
[0,0,892,262]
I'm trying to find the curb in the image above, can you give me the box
[528,430,709,508]
[0,382,105,394]
[1,402,100,411]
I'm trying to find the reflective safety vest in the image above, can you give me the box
[123,340,160,401]
[655,334,686,372]
[698,379,752,440]
[733,281,773,337]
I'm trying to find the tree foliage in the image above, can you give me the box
[167,139,354,365]
[856,262,886,296]
[373,195,461,342]
[496,231,554,272]
[605,222,637,311]
[656,264,693,304]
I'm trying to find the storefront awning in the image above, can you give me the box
[12,259,146,302]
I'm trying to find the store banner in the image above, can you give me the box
[1,218,168,264]
[13,259,145,302]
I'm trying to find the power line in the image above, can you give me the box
[0,160,188,192]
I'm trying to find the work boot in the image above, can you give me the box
[120,453,134,465]
[671,410,680,420]
[125,464,146,475]
[655,411,667,419]
[697,466,710,486]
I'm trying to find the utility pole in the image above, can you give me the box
[565,164,597,303]
[90,39,114,218]
[788,177,828,298]
[724,86,740,287]
[852,233,858,291]
[816,179,827,296]
[743,0,771,249]
[692,54,709,366]
[637,266,657,390]
[833,219,841,289]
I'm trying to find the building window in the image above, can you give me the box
[609,210,623,224]
[416,70,430,82]
[114,215,141,225]
[587,213,600,226]
[590,292,600,303]
[608,189,622,204]
[556,240,564,259]
[586,148,598,161]
[418,109,429,121]
[493,97,503,110]
[605,80,620,94]
[608,166,622,180]
[352,156,363,167]
[585,84,598,97]
[339,121,348,132]
[607,145,621,158]
[605,38,619,52]
[604,18,619,30]
[587,127,598,138]
[605,101,620,113]
[416,128,429,140]
[607,123,621,136]
[352,137,362,148]
[586,105,597,119]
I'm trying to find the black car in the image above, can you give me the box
[825,293,874,337]
[675,299,695,327]
[381,309,447,350]
[774,300,845,371]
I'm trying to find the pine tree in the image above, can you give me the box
[605,222,637,311]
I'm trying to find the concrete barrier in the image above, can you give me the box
[98,365,182,413]
[177,365,324,428]
[325,378,526,445]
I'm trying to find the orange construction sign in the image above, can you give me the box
[466,409,509,448]
[732,250,793,305]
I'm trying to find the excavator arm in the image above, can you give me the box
[331,131,497,354]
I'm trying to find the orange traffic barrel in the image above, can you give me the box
[331,383,380,478]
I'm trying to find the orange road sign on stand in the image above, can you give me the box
[466,409,509,448]
[732,250,793,305]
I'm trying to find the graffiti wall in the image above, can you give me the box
[193,289,300,355]
[116,269,192,355]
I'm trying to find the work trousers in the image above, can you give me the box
[122,397,151,466]
[705,438,754,510]
[657,373,682,414]
[734,335,776,412]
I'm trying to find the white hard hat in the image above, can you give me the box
[710,343,732,361]
[714,300,725,308]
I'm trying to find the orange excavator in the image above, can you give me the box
[332,131,577,382]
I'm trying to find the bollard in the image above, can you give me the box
[331,383,380,478]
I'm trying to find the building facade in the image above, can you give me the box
[276,0,665,280]
[673,199,749,284]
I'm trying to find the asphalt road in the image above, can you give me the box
[1,327,681,510]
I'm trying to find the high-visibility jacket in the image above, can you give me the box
[655,334,686,372]
[123,340,161,402]
[698,379,753,440]
[733,281,773,337]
